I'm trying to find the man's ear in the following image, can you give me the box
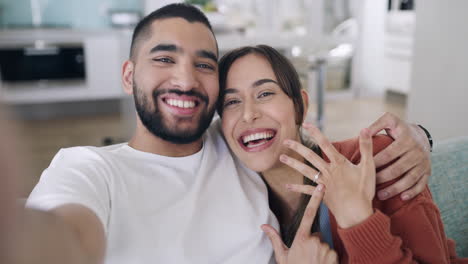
[122,60,135,95]
[300,89,309,122]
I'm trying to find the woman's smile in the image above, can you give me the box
[238,128,277,152]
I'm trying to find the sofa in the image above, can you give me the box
[429,136,468,257]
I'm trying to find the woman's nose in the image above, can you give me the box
[242,102,261,123]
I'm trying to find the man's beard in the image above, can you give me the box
[132,83,216,144]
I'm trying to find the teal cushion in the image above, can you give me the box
[429,136,468,257]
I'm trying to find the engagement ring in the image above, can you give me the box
[314,171,321,182]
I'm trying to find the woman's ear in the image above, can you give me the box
[301,89,309,122]
[122,60,135,95]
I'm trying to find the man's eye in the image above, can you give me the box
[258,91,274,98]
[153,57,174,63]
[197,63,215,70]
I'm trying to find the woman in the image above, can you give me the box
[217,45,464,263]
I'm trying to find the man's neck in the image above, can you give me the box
[128,123,203,157]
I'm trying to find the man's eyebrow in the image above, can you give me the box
[253,78,278,87]
[149,44,180,54]
[196,50,218,63]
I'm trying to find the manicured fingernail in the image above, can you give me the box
[317,184,324,192]
[280,155,288,162]
[402,194,411,201]
[285,184,292,190]
[302,122,313,128]
[378,191,389,200]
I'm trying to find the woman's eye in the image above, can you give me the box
[258,91,274,98]
[223,99,240,108]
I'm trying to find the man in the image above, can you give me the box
[26,5,276,264]
[4,3,431,264]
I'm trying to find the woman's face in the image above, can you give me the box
[221,54,302,172]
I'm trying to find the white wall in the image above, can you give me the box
[407,0,468,140]
[350,0,386,97]
[144,0,182,15]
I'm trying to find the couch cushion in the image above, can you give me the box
[429,136,468,257]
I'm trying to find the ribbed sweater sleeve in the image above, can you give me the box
[336,198,461,264]
[337,210,404,263]
[330,135,466,264]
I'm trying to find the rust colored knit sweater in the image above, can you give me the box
[328,135,467,264]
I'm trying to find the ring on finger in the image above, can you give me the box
[314,171,321,182]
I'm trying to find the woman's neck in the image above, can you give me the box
[261,155,305,224]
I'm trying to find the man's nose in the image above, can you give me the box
[170,62,200,91]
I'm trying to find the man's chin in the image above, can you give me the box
[157,128,204,144]
[135,95,215,145]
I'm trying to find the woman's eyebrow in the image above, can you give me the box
[252,78,278,87]
[224,78,278,95]
[224,88,239,95]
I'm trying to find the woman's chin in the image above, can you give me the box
[241,158,279,174]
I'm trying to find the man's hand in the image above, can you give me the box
[367,112,432,201]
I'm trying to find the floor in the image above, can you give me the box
[14,96,405,197]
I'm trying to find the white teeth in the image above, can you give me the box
[166,99,196,109]
[242,132,274,144]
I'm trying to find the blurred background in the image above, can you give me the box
[0,0,466,196]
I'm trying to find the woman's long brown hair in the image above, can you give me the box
[218,45,322,247]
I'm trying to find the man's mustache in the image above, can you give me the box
[153,89,209,104]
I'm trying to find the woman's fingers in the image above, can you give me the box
[302,123,342,162]
[261,224,287,262]
[327,250,339,264]
[286,183,316,195]
[359,128,374,168]
[282,139,327,173]
[296,184,325,240]
[280,155,325,185]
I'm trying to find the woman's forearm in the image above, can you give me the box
[337,203,452,264]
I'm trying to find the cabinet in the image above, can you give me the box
[0,29,124,104]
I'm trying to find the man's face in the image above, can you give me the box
[128,18,219,144]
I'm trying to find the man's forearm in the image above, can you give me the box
[7,207,95,264]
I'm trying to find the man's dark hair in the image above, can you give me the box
[130,3,217,59]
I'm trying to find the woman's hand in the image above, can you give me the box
[280,124,375,229]
[261,184,338,264]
